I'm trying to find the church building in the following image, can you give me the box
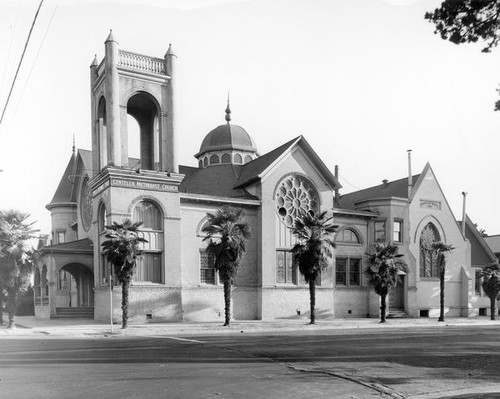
[33,34,496,323]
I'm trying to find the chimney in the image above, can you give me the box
[334,165,340,205]
[407,149,413,199]
[382,179,389,188]
[461,192,467,235]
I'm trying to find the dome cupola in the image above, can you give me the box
[195,101,258,168]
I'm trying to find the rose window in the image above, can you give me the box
[80,177,92,232]
[276,175,318,227]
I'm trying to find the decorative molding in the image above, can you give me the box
[419,199,441,210]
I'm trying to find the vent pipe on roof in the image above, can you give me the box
[334,165,340,205]
[407,149,413,200]
[461,191,467,236]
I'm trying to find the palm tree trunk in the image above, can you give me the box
[0,292,4,326]
[438,268,445,322]
[121,280,130,329]
[223,280,231,327]
[6,289,17,329]
[380,292,387,323]
[490,296,497,321]
[309,278,316,324]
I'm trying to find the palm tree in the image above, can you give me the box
[367,243,406,323]
[101,219,147,329]
[202,206,251,327]
[481,263,500,321]
[291,211,337,325]
[0,210,38,329]
[432,242,454,322]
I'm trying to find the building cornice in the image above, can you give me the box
[180,193,261,207]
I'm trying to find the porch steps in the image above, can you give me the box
[52,307,94,319]
[387,309,409,319]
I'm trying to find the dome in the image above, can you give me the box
[195,123,258,158]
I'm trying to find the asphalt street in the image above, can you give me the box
[1,325,500,398]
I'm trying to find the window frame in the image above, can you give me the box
[199,249,219,285]
[336,228,362,246]
[335,256,362,287]
[475,268,483,296]
[374,220,386,242]
[393,219,403,243]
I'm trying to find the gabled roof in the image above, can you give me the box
[460,215,497,266]
[180,163,257,199]
[484,234,500,254]
[338,174,420,210]
[234,135,341,191]
[234,137,298,188]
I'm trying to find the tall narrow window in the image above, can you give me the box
[419,223,440,278]
[132,200,163,283]
[374,221,386,242]
[200,250,216,284]
[475,269,482,296]
[393,220,403,243]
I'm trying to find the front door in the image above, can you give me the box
[390,274,405,310]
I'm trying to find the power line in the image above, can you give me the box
[12,1,59,120]
[0,0,44,127]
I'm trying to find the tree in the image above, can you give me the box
[291,211,337,325]
[432,242,455,322]
[367,243,406,323]
[481,262,500,320]
[101,219,147,329]
[425,0,500,109]
[202,206,251,327]
[0,210,38,329]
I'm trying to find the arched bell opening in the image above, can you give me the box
[97,96,108,169]
[127,92,160,171]
[58,264,94,308]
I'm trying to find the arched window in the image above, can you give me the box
[197,217,220,285]
[127,92,160,171]
[97,96,108,169]
[275,175,319,286]
[133,201,162,230]
[132,201,163,283]
[420,223,441,278]
[275,175,319,228]
[234,154,243,164]
[203,157,208,167]
[198,159,203,168]
[336,228,360,244]
[98,203,107,233]
[221,153,231,163]
[209,154,220,165]
[34,268,41,301]
[244,155,252,164]
[42,265,49,296]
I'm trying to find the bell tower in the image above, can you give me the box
[87,33,184,309]
[89,30,177,174]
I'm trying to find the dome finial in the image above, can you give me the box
[225,93,231,123]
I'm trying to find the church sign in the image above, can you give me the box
[110,178,179,193]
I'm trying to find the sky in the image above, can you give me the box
[0,0,499,236]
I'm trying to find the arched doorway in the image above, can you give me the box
[389,270,406,313]
[58,263,94,308]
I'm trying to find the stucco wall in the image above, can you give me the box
[409,166,471,317]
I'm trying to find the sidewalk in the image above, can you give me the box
[2,315,500,338]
